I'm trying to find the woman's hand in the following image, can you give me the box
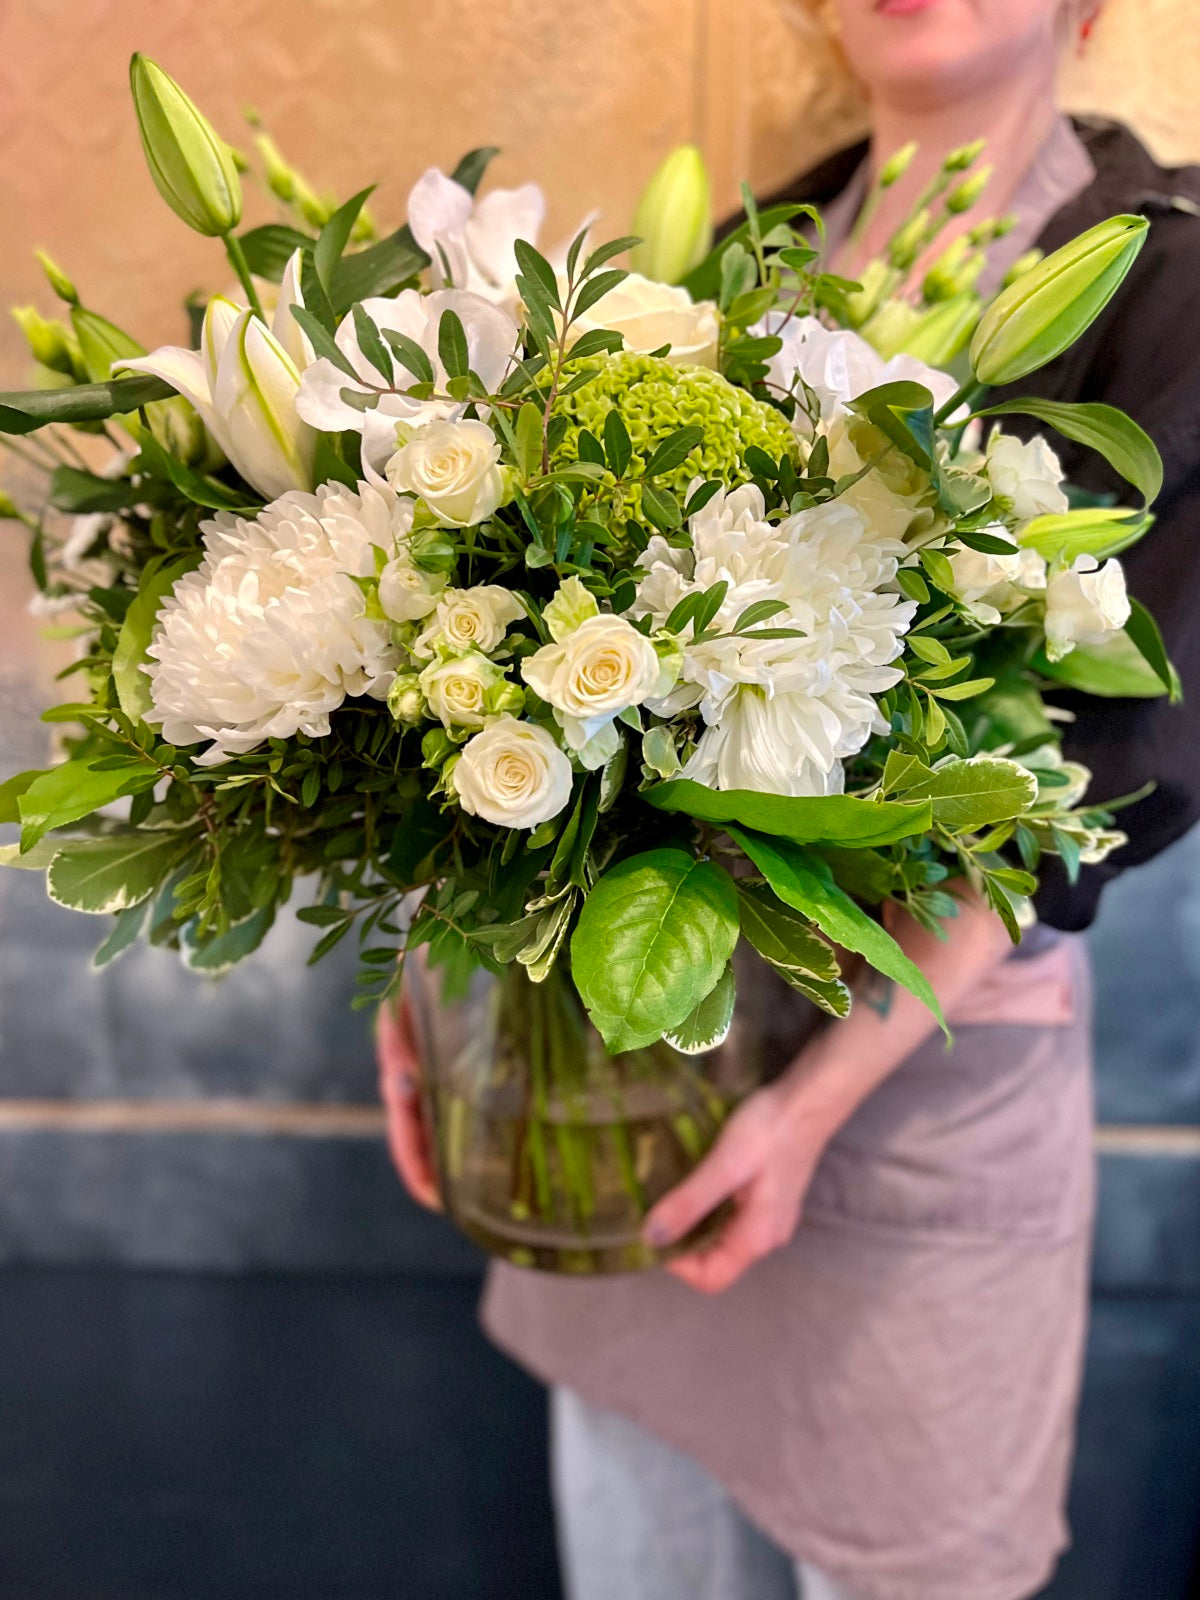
[375,999,442,1210]
[642,1053,845,1295]
[646,891,1015,1295]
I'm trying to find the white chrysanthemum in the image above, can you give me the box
[632,485,915,796]
[146,481,410,763]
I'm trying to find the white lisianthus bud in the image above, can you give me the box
[377,555,444,624]
[985,432,1069,525]
[452,716,573,830]
[544,575,600,642]
[385,418,509,527]
[412,584,525,659]
[419,650,519,731]
[945,528,1024,623]
[1044,555,1131,661]
[566,273,719,368]
[387,671,426,725]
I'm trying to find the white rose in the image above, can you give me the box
[568,273,719,368]
[521,613,662,751]
[412,584,526,658]
[385,418,508,527]
[452,716,573,829]
[419,650,516,730]
[1044,555,1131,661]
[985,432,1069,525]
[377,555,444,624]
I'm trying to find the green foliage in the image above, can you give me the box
[571,848,739,1053]
[728,827,947,1032]
[47,831,193,914]
[645,779,933,848]
[665,963,736,1053]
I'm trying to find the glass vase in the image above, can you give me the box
[406,959,771,1275]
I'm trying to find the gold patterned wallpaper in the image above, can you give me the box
[1,0,1198,386]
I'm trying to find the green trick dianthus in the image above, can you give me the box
[552,353,798,533]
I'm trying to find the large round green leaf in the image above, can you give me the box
[571,848,739,1054]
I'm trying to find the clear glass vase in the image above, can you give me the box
[407,959,771,1275]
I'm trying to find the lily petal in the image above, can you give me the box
[271,249,313,371]
[117,344,215,432]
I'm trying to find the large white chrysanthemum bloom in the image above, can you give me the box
[146,482,412,763]
[632,485,915,796]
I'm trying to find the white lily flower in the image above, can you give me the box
[407,168,547,312]
[295,287,519,479]
[120,248,316,500]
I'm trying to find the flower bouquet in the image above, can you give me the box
[0,60,1173,1272]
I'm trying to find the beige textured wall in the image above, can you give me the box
[2,0,1199,388]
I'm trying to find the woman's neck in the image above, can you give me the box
[844,69,1061,276]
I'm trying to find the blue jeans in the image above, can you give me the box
[552,1389,859,1600]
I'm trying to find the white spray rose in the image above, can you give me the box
[521,612,663,759]
[412,585,526,659]
[985,431,1069,524]
[568,273,719,368]
[419,650,521,730]
[452,716,573,830]
[385,418,509,527]
[1044,555,1131,660]
[377,555,444,624]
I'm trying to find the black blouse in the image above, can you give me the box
[752,118,1200,929]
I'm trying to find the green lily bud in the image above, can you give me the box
[630,145,714,285]
[842,258,892,327]
[35,250,78,305]
[1001,248,1044,289]
[899,293,983,367]
[12,306,78,376]
[129,54,242,237]
[859,298,923,360]
[255,130,296,203]
[945,139,986,172]
[888,208,932,272]
[946,165,993,214]
[879,141,918,188]
[970,213,1148,386]
[922,237,984,303]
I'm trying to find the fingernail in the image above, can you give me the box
[644,1217,672,1247]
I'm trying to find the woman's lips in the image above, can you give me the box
[875,0,942,16]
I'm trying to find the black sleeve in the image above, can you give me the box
[1000,208,1200,929]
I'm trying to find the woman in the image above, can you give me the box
[379,4,1200,1596]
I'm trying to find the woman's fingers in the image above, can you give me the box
[376,1001,442,1211]
[666,1175,802,1295]
[642,1096,773,1249]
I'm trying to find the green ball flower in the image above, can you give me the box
[553,353,798,533]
